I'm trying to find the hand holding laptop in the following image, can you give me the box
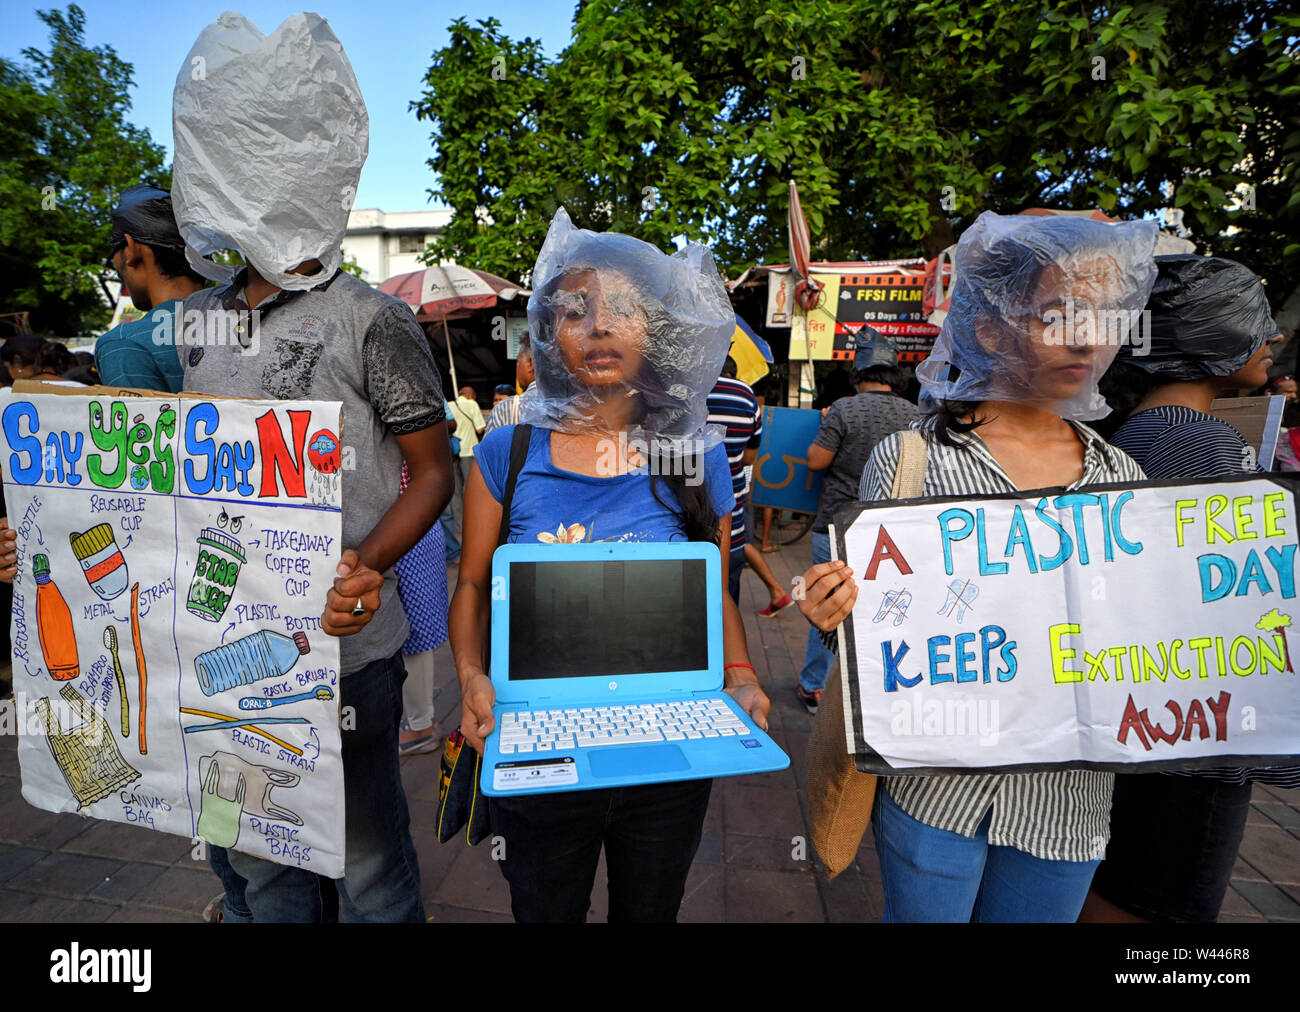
[460,671,496,754]
[724,679,770,732]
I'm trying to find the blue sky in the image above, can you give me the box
[3,1,577,212]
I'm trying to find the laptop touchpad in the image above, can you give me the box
[588,744,690,778]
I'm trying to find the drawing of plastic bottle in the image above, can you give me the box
[194,630,310,696]
[33,554,79,680]
[69,524,129,600]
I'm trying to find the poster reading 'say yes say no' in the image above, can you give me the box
[1,386,347,877]
[834,476,1300,775]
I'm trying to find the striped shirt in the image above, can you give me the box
[854,420,1147,862]
[707,377,763,552]
[1111,405,1300,789]
[483,383,540,437]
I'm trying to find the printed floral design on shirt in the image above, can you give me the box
[537,522,588,544]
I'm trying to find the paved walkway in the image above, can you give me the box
[1,538,1297,921]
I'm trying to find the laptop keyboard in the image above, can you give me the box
[496,698,748,754]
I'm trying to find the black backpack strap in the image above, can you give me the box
[497,423,533,547]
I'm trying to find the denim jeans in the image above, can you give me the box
[488,778,712,922]
[439,507,461,562]
[226,651,424,922]
[208,846,252,922]
[798,531,835,692]
[871,786,1100,922]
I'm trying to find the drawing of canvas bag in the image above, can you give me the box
[198,763,246,849]
[36,685,140,809]
[807,429,926,878]
[199,751,302,826]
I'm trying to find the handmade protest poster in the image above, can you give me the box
[833,476,1300,775]
[750,407,825,514]
[1,386,346,876]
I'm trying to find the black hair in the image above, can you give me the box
[1,334,45,368]
[722,356,738,378]
[852,364,905,394]
[927,399,988,447]
[149,243,206,285]
[1095,357,1159,437]
[37,341,74,376]
[646,445,719,545]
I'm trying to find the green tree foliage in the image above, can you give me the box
[413,2,1297,304]
[0,5,168,336]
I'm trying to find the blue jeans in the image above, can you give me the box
[728,546,745,606]
[871,786,1100,922]
[488,778,712,922]
[226,651,424,922]
[798,531,835,692]
[439,507,461,561]
[209,846,252,922]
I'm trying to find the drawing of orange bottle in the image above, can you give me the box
[33,553,79,680]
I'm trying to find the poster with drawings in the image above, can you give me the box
[0,384,347,877]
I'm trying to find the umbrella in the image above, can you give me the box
[729,316,773,386]
[787,181,824,312]
[379,266,528,391]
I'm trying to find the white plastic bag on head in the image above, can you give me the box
[916,211,1159,420]
[171,12,368,291]
[522,208,735,450]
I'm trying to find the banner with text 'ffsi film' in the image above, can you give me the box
[1,387,346,877]
[834,476,1300,775]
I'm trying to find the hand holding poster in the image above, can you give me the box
[834,476,1300,774]
[1,387,347,876]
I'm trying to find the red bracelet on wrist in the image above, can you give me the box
[724,663,756,672]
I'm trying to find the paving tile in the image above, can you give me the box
[1229,879,1300,921]
[2,892,116,922]
[725,833,809,872]
[722,782,804,839]
[104,905,197,923]
[1235,826,1300,885]
[0,887,42,919]
[0,795,94,850]
[414,829,470,906]
[426,903,512,923]
[1255,803,1300,830]
[131,865,219,916]
[400,755,444,804]
[1220,884,1263,920]
[0,844,47,884]
[59,819,195,865]
[7,852,124,896]
[724,866,824,922]
[679,861,724,923]
[430,839,512,915]
[91,861,169,902]
[695,831,723,865]
[1278,882,1300,907]
[1231,856,1266,882]
[817,866,874,923]
[1219,913,1267,923]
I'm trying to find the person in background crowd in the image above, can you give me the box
[484,334,538,435]
[394,461,451,754]
[493,383,513,405]
[1085,255,1297,924]
[794,329,920,713]
[64,351,98,385]
[452,210,768,922]
[798,212,1159,922]
[707,356,764,605]
[2,334,48,383]
[440,414,462,564]
[34,341,74,381]
[1274,400,1300,472]
[1264,374,1296,401]
[99,185,205,392]
[446,385,487,544]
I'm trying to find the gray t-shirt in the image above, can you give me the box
[812,391,919,533]
[181,270,446,675]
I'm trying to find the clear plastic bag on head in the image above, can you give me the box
[1114,255,1277,381]
[521,208,735,451]
[916,211,1160,420]
[171,12,368,291]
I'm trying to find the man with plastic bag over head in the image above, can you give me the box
[796,211,1159,922]
[449,208,770,922]
[1084,255,1295,923]
[171,12,453,923]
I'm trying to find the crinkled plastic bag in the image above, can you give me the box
[171,12,368,290]
[110,185,186,252]
[1114,254,1277,380]
[522,208,735,449]
[916,211,1159,420]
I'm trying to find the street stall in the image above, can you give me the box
[379,265,530,401]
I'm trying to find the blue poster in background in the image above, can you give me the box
[750,407,825,514]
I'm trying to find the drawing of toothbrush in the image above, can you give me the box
[237,686,335,711]
[103,626,130,738]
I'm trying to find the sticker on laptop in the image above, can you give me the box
[493,756,580,791]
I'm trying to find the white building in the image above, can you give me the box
[342,208,454,285]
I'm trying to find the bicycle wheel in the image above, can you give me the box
[765,509,815,547]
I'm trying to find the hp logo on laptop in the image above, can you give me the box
[608,681,617,691]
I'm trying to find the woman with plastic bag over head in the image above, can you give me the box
[796,211,1159,921]
[448,209,770,922]
[1082,255,1295,923]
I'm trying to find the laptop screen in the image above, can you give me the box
[508,558,710,680]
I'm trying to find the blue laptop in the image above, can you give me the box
[481,541,789,796]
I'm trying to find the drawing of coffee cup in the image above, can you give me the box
[69,524,129,600]
[187,526,246,622]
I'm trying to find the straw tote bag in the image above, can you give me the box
[807,429,927,877]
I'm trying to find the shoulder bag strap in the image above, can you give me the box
[889,429,928,500]
[497,424,533,547]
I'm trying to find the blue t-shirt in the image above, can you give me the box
[95,299,185,392]
[475,425,735,544]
